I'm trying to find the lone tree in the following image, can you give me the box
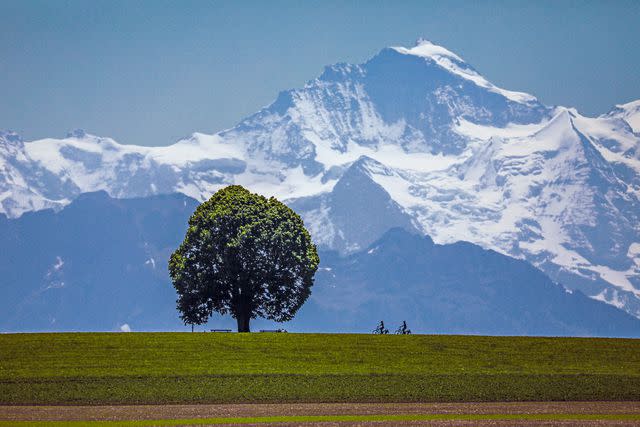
[169,185,319,332]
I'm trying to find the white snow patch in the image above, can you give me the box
[44,281,65,291]
[45,256,65,281]
[614,100,640,133]
[392,40,537,104]
[592,289,626,310]
[120,324,132,332]
[236,166,336,201]
[590,265,640,297]
[629,243,640,267]
[148,133,245,166]
[454,118,551,140]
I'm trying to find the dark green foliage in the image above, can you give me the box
[169,185,319,332]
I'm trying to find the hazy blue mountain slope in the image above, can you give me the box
[0,192,198,331]
[1,193,638,336]
[288,156,421,253]
[305,228,640,336]
[2,40,640,317]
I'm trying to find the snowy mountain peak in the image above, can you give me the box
[532,107,574,140]
[616,99,640,112]
[65,129,88,139]
[389,40,538,105]
[394,38,465,62]
[607,100,640,133]
[2,41,640,319]
[349,155,396,177]
[0,130,23,146]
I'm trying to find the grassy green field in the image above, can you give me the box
[1,332,639,404]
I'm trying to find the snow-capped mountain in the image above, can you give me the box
[3,194,638,335]
[2,39,640,318]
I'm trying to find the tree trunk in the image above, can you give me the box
[236,313,251,333]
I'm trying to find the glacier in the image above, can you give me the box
[1,39,640,318]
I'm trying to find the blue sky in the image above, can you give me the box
[2,0,639,146]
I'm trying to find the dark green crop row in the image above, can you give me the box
[1,332,639,404]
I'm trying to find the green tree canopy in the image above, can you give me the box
[169,185,319,332]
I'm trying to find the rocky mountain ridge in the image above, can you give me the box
[2,39,639,317]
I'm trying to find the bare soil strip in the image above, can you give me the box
[245,421,640,426]
[1,401,639,422]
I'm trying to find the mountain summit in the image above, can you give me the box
[2,40,640,318]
